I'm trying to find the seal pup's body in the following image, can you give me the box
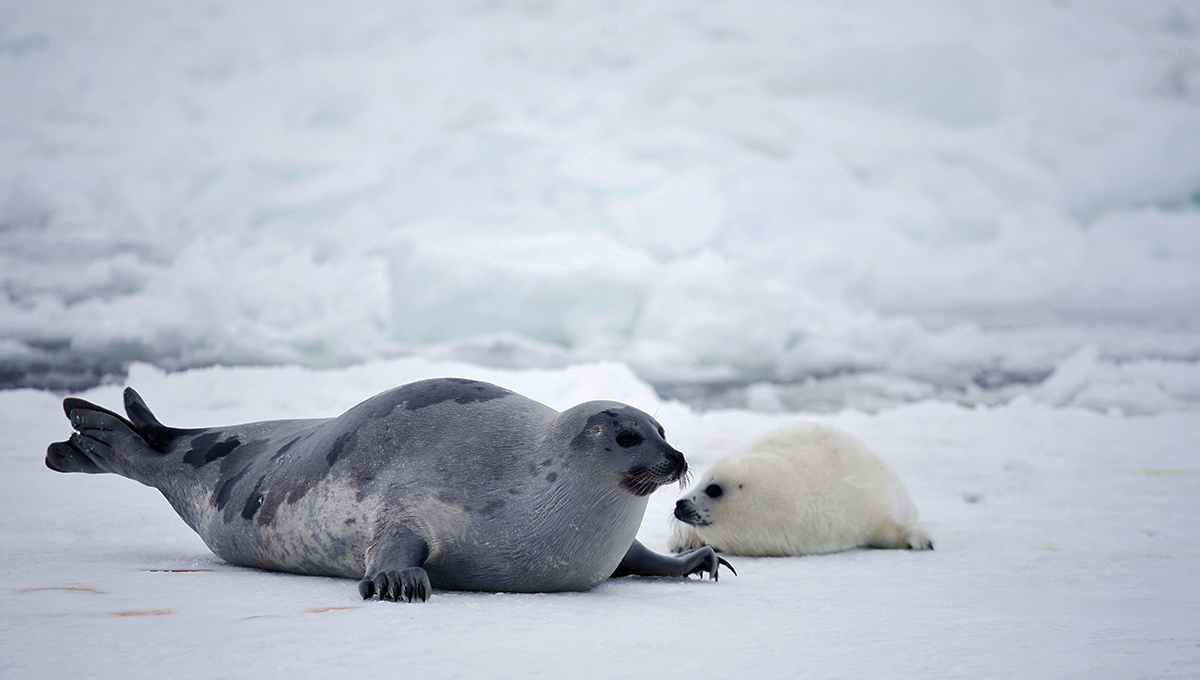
[48,378,729,601]
[670,424,934,556]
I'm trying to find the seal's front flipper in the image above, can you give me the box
[359,527,431,603]
[610,539,735,581]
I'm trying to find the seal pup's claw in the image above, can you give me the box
[358,567,431,603]
[901,529,936,551]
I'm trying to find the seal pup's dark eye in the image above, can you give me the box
[704,484,723,498]
[615,432,642,448]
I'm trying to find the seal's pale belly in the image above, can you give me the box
[202,480,374,578]
[422,493,650,592]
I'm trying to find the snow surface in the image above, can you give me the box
[3,1,1200,677]
[2,359,1199,679]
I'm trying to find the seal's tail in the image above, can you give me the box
[46,388,185,479]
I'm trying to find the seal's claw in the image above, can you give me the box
[717,556,736,577]
[359,567,431,603]
[677,546,735,581]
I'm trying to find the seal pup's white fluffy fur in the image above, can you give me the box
[669,424,934,556]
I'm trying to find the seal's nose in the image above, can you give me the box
[664,447,687,480]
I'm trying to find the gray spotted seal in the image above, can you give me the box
[670,424,934,556]
[47,377,731,602]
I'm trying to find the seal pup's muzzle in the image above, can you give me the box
[673,498,712,526]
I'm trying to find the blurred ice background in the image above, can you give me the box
[3,0,1199,414]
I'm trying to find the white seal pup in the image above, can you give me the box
[47,378,731,602]
[669,424,934,556]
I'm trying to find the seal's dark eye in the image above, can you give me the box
[657,426,665,438]
[704,484,723,498]
[615,432,642,448]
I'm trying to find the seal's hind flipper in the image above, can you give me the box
[46,439,106,474]
[62,396,132,428]
[48,396,142,475]
[123,388,187,451]
[47,391,180,483]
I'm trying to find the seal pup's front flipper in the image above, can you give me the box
[610,539,735,581]
[359,526,431,603]
[870,521,936,551]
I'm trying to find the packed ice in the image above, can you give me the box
[2,0,1198,415]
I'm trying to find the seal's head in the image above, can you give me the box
[555,402,687,497]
